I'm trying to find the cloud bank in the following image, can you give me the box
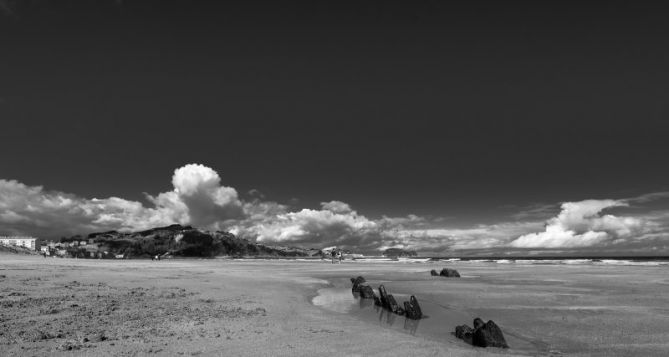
[508,198,666,251]
[1,163,667,254]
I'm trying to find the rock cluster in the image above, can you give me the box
[403,295,422,320]
[455,318,509,348]
[359,285,375,298]
[350,276,366,293]
[350,277,423,320]
[431,268,460,277]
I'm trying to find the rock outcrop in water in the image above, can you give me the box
[403,295,422,320]
[455,324,474,344]
[350,276,376,299]
[359,285,375,299]
[473,319,508,348]
[439,268,461,277]
[455,318,509,348]
[377,285,390,308]
[351,276,366,292]
[350,278,423,320]
[386,294,403,315]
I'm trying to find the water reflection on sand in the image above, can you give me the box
[313,287,468,339]
[313,286,545,354]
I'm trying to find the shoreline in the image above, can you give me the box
[2,254,669,356]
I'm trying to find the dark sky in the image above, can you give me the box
[2,0,669,225]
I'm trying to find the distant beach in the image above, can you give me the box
[1,254,668,356]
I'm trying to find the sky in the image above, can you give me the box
[1,1,668,255]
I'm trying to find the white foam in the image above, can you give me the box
[397,258,431,263]
[563,259,593,265]
[596,260,667,266]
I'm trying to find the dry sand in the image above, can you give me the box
[1,254,668,356]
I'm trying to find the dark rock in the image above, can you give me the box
[373,295,381,306]
[439,268,461,278]
[403,301,412,316]
[430,269,439,276]
[455,324,474,344]
[386,294,401,314]
[351,276,366,292]
[473,317,485,330]
[472,319,509,348]
[359,285,375,299]
[403,295,423,320]
[378,285,390,309]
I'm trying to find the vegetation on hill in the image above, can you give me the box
[60,225,310,259]
[382,248,418,257]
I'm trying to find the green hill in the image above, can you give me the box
[60,225,310,259]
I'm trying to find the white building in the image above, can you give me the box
[0,236,38,250]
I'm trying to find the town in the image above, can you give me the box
[0,236,126,259]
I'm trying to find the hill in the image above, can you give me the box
[59,225,311,259]
[382,248,418,257]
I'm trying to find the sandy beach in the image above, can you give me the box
[1,255,668,356]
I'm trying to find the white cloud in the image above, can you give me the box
[232,206,378,247]
[625,191,669,204]
[0,179,177,236]
[1,164,667,254]
[0,164,243,237]
[320,200,353,214]
[376,221,544,252]
[509,199,644,248]
[169,164,244,228]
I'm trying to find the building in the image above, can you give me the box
[0,236,38,250]
[84,244,99,252]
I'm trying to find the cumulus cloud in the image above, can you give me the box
[320,200,353,214]
[0,164,244,237]
[509,199,644,248]
[1,163,667,254]
[231,204,379,248]
[0,179,178,237]
[169,164,244,227]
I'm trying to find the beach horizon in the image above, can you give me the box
[2,254,668,356]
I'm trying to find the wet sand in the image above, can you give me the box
[1,254,668,356]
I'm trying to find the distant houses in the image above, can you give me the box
[0,236,38,250]
[0,234,127,259]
